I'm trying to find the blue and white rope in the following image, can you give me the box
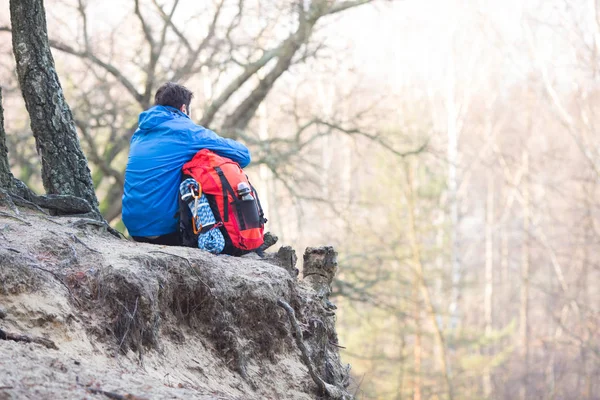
[179,178,225,254]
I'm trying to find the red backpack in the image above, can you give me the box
[181,149,266,255]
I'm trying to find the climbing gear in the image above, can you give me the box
[179,178,226,254]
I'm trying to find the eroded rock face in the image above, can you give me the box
[0,209,352,399]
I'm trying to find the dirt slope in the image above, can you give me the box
[0,206,351,400]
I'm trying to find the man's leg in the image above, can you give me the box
[132,232,180,246]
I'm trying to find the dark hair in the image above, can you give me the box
[154,82,193,111]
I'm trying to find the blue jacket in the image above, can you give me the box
[122,105,251,237]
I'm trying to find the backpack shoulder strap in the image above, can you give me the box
[214,166,237,222]
[249,182,267,224]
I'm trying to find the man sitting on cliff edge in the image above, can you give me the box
[122,82,251,245]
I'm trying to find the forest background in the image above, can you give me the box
[1,0,599,399]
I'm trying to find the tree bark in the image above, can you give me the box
[10,0,99,213]
[0,87,14,188]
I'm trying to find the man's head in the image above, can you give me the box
[154,82,194,116]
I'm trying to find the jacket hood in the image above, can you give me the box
[138,105,189,131]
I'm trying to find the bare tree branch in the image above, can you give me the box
[220,0,374,135]
[277,299,351,400]
[77,0,90,51]
[170,0,225,83]
[221,37,305,135]
[47,38,144,105]
[134,0,156,50]
[151,0,192,51]
[326,0,373,15]
[75,119,124,187]
[314,119,429,158]
[199,44,286,127]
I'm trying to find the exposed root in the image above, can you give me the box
[0,189,19,214]
[0,211,31,226]
[116,297,142,357]
[277,299,351,400]
[1,184,122,238]
[0,327,58,350]
[29,264,81,307]
[148,250,192,266]
[69,233,101,253]
[34,194,92,214]
[148,251,214,294]
[1,185,92,216]
[70,218,108,229]
[9,192,49,215]
[79,382,149,400]
[69,217,122,239]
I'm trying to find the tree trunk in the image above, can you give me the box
[519,150,530,400]
[257,102,271,216]
[395,334,406,400]
[0,87,14,188]
[446,33,461,332]
[483,110,495,399]
[580,175,594,399]
[483,166,494,399]
[412,289,422,400]
[10,0,99,213]
[1,88,95,218]
[405,162,454,400]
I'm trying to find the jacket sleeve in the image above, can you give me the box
[191,127,251,168]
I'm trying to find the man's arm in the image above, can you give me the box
[191,127,251,167]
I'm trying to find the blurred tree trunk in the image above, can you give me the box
[500,228,508,317]
[412,291,422,400]
[9,0,99,213]
[482,109,495,399]
[405,161,454,400]
[519,150,530,400]
[257,102,271,217]
[483,162,494,399]
[446,34,461,332]
[579,178,593,399]
[395,338,406,400]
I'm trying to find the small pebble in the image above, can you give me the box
[0,308,6,319]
